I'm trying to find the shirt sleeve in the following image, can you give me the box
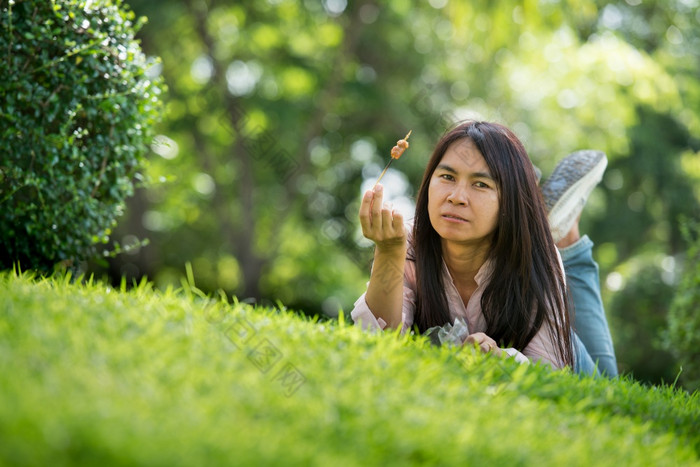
[502,347,531,364]
[350,292,388,331]
[521,325,564,368]
[350,260,417,334]
[516,246,569,369]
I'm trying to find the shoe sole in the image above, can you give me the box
[547,152,607,242]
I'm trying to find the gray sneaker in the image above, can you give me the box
[541,150,607,243]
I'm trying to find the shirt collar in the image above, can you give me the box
[441,255,494,286]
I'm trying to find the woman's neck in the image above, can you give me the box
[441,239,490,284]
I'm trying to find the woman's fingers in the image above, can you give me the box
[391,208,404,231]
[464,332,501,355]
[465,334,488,352]
[370,185,383,230]
[359,188,375,232]
[359,184,386,234]
[380,201,395,230]
[359,185,384,232]
[359,184,406,247]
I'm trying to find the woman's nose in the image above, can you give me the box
[447,185,468,205]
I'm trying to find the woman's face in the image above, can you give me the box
[427,138,500,247]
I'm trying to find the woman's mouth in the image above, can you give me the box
[442,214,468,223]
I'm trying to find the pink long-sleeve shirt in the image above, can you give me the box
[350,238,566,368]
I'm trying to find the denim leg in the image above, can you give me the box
[560,235,618,377]
[573,332,597,376]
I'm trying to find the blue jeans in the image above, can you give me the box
[561,235,618,377]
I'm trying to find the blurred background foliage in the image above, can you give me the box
[88,0,700,388]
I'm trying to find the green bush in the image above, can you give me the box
[664,218,700,392]
[0,0,163,272]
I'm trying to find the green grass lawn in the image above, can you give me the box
[1,271,698,466]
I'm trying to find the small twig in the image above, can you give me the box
[91,127,113,198]
[0,188,21,206]
[40,84,65,108]
[373,159,394,188]
[85,87,138,100]
[31,39,102,74]
[28,149,36,173]
[6,1,13,68]
[91,154,109,198]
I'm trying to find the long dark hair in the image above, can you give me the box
[411,121,573,367]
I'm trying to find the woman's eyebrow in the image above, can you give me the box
[436,164,457,174]
[436,164,494,180]
[472,171,495,181]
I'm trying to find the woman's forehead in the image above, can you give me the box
[440,139,489,171]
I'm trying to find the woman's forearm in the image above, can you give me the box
[364,246,407,329]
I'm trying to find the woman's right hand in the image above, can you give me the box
[359,184,406,252]
[359,184,407,330]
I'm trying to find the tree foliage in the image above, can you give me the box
[0,0,163,272]
[91,0,700,387]
[664,218,700,392]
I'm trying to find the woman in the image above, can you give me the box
[351,121,575,368]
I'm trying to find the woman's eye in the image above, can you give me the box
[474,181,491,189]
[439,174,455,181]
